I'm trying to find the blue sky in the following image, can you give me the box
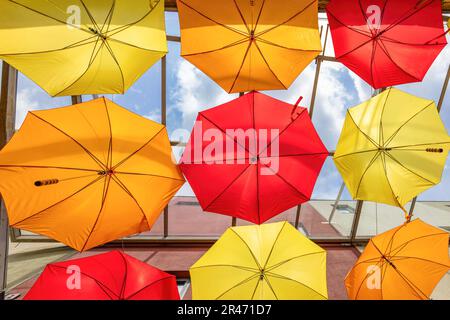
[4,12,450,202]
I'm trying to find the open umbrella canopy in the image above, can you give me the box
[24,250,180,300]
[177,0,322,93]
[190,221,328,300]
[0,98,184,251]
[179,91,328,224]
[345,219,450,300]
[326,0,448,89]
[333,88,450,212]
[0,0,167,96]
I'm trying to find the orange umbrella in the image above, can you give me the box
[0,98,184,251]
[345,219,450,300]
[177,0,322,93]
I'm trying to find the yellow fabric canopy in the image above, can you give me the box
[334,88,450,212]
[0,98,184,251]
[345,219,450,300]
[190,221,328,300]
[177,0,322,93]
[0,0,167,96]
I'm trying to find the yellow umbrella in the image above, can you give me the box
[0,98,184,251]
[190,221,328,300]
[333,88,450,218]
[177,0,322,93]
[0,0,167,96]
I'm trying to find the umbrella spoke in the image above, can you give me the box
[265,271,326,300]
[387,232,449,258]
[215,273,260,300]
[384,152,436,185]
[232,0,251,34]
[12,174,104,227]
[229,41,253,93]
[254,0,317,38]
[29,112,106,170]
[380,152,403,209]
[190,264,259,273]
[262,222,287,270]
[230,228,263,271]
[177,0,248,37]
[347,111,380,148]
[355,151,381,198]
[265,251,325,273]
[253,41,287,89]
[384,102,434,147]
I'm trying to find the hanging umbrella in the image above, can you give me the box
[0,98,184,251]
[326,0,448,89]
[0,0,167,96]
[190,221,328,300]
[179,91,328,224]
[345,219,450,300]
[177,0,322,93]
[333,88,449,218]
[24,250,180,300]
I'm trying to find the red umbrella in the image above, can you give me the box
[24,251,180,300]
[179,91,328,224]
[326,0,448,89]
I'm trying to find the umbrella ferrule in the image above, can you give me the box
[426,148,444,153]
[34,179,59,187]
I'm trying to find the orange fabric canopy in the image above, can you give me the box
[345,219,450,300]
[0,98,184,251]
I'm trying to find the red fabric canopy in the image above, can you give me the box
[327,0,447,89]
[24,251,180,300]
[180,91,328,224]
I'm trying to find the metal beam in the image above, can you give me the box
[350,200,364,242]
[161,56,169,238]
[0,62,17,300]
[71,95,82,105]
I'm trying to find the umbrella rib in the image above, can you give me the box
[181,38,249,57]
[391,256,450,269]
[265,152,329,158]
[253,41,287,89]
[51,40,106,97]
[114,171,185,182]
[11,175,104,227]
[265,251,325,273]
[387,232,450,258]
[106,37,168,54]
[0,164,99,172]
[369,40,377,89]
[110,174,152,230]
[49,264,119,300]
[124,276,175,300]
[253,0,267,32]
[384,102,434,147]
[254,0,317,38]
[378,88,393,146]
[261,274,279,300]
[346,111,380,148]
[111,126,165,170]
[103,39,126,92]
[104,0,162,37]
[257,108,308,157]
[101,0,116,34]
[377,38,422,81]
[325,10,373,39]
[390,141,450,149]
[177,0,248,37]
[29,112,106,169]
[232,0,251,34]
[104,98,113,169]
[215,273,260,300]
[380,152,404,209]
[190,264,259,273]
[79,174,112,252]
[384,152,436,185]
[259,162,310,201]
[333,149,378,160]
[229,41,253,93]
[251,95,261,224]
[385,262,430,300]
[117,251,128,300]
[355,151,381,198]
[7,0,93,34]
[255,37,322,53]
[353,257,384,300]
[198,113,253,155]
[265,272,326,300]
[204,164,252,211]
[79,0,101,32]
[230,228,263,271]
[250,276,261,300]
[262,222,287,270]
